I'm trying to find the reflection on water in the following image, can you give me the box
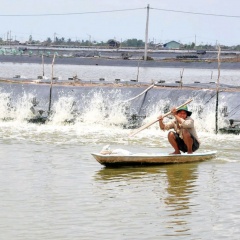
[165,163,197,205]
[1,62,240,85]
[95,163,199,237]
[95,166,162,181]
[163,163,198,236]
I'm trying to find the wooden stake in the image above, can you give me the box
[136,61,140,82]
[215,46,221,134]
[180,68,184,88]
[48,54,56,114]
[42,54,45,77]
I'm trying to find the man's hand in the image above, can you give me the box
[158,115,165,130]
[158,115,163,121]
[171,107,177,116]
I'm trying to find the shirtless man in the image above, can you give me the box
[158,105,200,154]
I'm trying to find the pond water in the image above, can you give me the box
[0,63,240,239]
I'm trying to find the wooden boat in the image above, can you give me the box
[91,151,217,167]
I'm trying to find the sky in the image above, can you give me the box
[1,0,240,46]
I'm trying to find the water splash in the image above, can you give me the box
[0,85,238,145]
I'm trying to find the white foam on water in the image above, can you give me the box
[1,65,240,157]
[0,88,236,140]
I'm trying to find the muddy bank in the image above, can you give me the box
[1,55,240,69]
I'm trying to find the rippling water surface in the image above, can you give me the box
[1,62,240,85]
[0,63,240,239]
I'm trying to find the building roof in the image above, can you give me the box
[163,40,180,46]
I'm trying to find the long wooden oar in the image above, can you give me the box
[128,99,193,137]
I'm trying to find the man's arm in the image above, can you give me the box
[158,115,165,130]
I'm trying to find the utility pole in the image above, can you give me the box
[9,31,11,47]
[87,34,91,47]
[144,4,150,61]
[54,32,56,43]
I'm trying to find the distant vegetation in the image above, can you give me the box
[0,35,239,50]
[39,37,145,48]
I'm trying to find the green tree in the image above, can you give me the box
[46,37,52,44]
[122,38,144,47]
[190,42,195,49]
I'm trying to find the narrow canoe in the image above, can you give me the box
[91,151,217,167]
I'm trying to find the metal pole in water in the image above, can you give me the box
[215,46,221,134]
[42,54,45,77]
[136,60,140,81]
[48,54,56,114]
[180,68,184,88]
[144,4,150,61]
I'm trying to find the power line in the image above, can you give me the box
[0,7,145,17]
[151,7,240,18]
[1,6,239,18]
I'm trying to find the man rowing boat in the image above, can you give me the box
[158,105,200,154]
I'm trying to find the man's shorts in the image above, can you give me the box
[172,131,200,153]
